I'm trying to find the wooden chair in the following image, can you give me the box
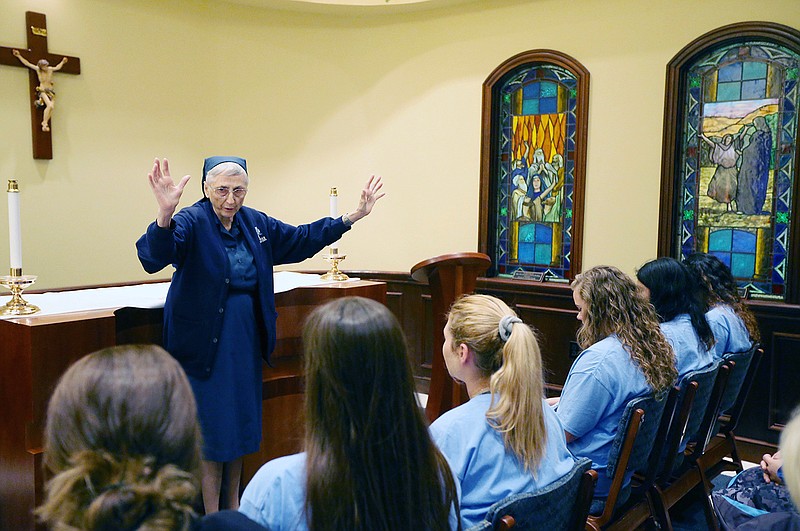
[603,387,680,530]
[668,345,764,531]
[699,344,763,477]
[586,392,671,531]
[659,362,723,480]
[649,361,730,531]
[466,457,596,531]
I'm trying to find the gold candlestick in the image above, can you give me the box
[1,269,40,315]
[321,252,349,282]
[321,186,349,281]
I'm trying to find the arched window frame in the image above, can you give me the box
[658,22,800,303]
[478,49,589,281]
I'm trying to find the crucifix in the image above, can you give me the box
[0,12,81,160]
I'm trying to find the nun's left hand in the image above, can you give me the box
[347,175,385,223]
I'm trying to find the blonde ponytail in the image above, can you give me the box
[447,294,547,472]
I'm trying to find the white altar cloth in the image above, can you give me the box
[0,272,359,320]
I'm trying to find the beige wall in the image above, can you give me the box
[0,0,798,289]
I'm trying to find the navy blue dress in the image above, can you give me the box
[188,216,262,462]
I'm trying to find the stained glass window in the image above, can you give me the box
[479,52,588,281]
[675,42,800,300]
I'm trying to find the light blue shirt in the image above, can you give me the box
[555,335,652,497]
[430,393,575,529]
[239,452,460,530]
[707,305,752,359]
[660,314,714,378]
[240,453,307,531]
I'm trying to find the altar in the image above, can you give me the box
[0,275,386,531]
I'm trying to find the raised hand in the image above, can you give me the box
[147,158,191,227]
[349,175,385,223]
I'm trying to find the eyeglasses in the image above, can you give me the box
[211,186,248,199]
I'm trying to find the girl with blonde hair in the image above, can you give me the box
[553,265,677,502]
[430,294,574,528]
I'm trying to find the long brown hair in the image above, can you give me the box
[303,297,459,531]
[36,345,202,530]
[572,266,677,393]
[446,294,546,473]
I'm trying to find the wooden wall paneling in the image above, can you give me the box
[770,332,800,429]
[384,289,404,326]
[732,301,800,446]
[353,273,436,394]
[420,294,434,382]
[514,303,579,389]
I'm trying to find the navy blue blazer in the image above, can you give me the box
[136,199,349,378]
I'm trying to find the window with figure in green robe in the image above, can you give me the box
[676,41,800,300]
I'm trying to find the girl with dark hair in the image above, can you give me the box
[36,345,265,531]
[683,253,759,359]
[552,266,677,501]
[430,294,574,528]
[240,297,460,531]
[636,256,715,377]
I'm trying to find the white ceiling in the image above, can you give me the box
[221,0,485,14]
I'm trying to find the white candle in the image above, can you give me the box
[329,187,338,218]
[7,180,22,271]
[329,187,339,255]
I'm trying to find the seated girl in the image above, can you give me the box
[240,296,459,530]
[637,256,715,377]
[684,252,760,359]
[36,344,265,530]
[553,265,677,502]
[429,294,575,528]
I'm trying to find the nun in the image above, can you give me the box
[136,156,383,513]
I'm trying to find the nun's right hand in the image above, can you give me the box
[148,158,190,227]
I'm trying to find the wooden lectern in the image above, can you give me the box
[411,252,491,422]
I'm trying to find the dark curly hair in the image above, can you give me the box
[683,253,760,341]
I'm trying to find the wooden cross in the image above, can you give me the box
[0,12,81,159]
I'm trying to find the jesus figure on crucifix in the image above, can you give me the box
[12,49,68,132]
